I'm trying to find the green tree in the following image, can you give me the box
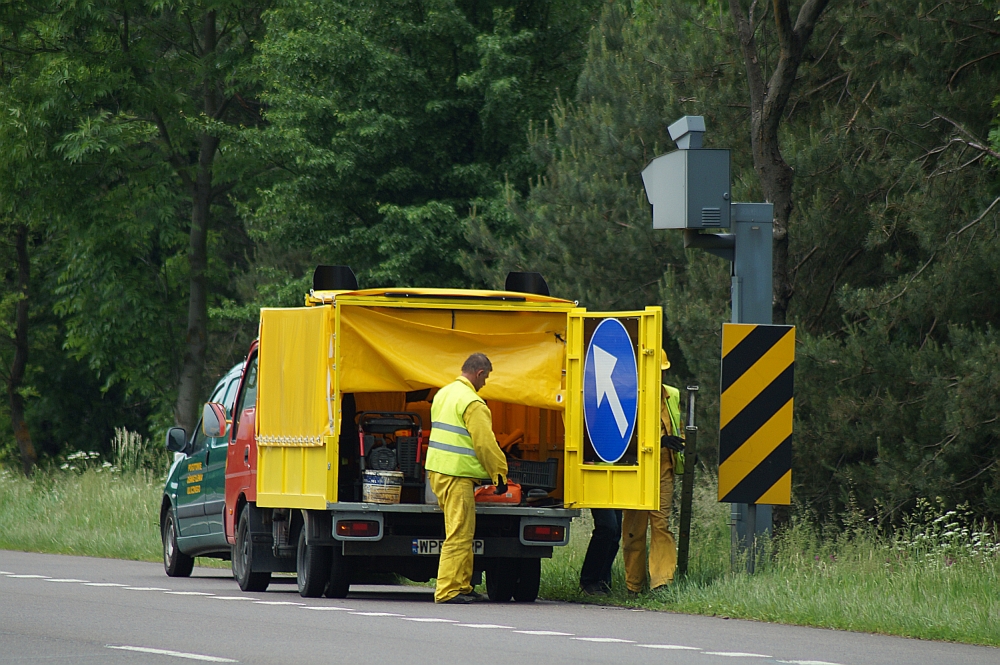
[245,0,600,288]
[0,35,64,475]
[782,0,1000,520]
[727,0,832,324]
[4,0,271,436]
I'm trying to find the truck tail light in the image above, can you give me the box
[523,524,565,542]
[337,520,380,538]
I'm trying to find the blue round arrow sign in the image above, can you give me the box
[583,318,639,463]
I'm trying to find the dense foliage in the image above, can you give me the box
[1,0,998,523]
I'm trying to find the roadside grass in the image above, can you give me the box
[542,476,1000,647]
[0,466,163,562]
[0,430,229,568]
[2,459,997,646]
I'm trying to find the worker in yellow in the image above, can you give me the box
[425,353,509,604]
[621,350,682,593]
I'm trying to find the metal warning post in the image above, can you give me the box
[718,323,794,505]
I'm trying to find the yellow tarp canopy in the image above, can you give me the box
[338,306,567,411]
[257,306,332,446]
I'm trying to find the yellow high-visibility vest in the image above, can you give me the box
[663,383,684,474]
[425,379,490,479]
[662,384,682,436]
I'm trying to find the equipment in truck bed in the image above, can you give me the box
[506,457,559,492]
[357,411,424,485]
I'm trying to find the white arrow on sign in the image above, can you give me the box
[594,345,629,437]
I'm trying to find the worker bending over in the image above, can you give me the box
[622,350,681,593]
[425,353,508,604]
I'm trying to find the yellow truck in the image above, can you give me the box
[220,266,663,602]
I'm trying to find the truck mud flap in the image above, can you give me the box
[303,509,335,546]
[246,504,296,574]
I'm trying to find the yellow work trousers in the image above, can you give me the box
[622,448,676,591]
[429,471,477,603]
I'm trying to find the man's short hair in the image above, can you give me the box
[462,353,493,375]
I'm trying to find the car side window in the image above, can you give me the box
[233,355,258,437]
[223,377,240,416]
[191,419,209,454]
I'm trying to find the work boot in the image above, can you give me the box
[441,591,486,604]
[580,583,608,597]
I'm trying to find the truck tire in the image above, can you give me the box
[513,558,540,602]
[297,528,331,598]
[486,561,517,602]
[324,547,350,598]
[162,512,194,578]
[233,507,271,592]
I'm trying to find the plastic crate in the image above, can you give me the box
[507,457,559,491]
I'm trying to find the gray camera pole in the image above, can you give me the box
[643,116,774,574]
[676,385,699,578]
[684,204,773,573]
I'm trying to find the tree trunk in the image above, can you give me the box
[173,11,221,436]
[728,0,831,324]
[8,223,37,476]
[174,173,213,436]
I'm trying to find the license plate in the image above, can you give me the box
[412,539,484,555]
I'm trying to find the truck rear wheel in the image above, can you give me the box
[486,561,517,602]
[162,511,194,578]
[233,507,271,592]
[297,528,331,597]
[324,547,350,598]
[513,559,540,602]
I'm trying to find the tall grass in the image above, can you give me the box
[0,429,169,561]
[110,427,170,475]
[542,472,1000,646]
[0,466,163,561]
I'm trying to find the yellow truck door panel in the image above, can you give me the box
[256,306,336,509]
[564,307,662,510]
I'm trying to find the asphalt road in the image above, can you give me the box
[0,550,995,665]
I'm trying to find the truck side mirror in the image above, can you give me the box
[165,427,187,453]
[202,402,229,438]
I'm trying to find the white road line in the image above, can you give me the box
[513,630,574,636]
[106,645,237,662]
[0,570,14,574]
[123,587,170,591]
[401,618,457,623]
[454,624,515,629]
[253,601,304,605]
[207,596,253,601]
[573,638,635,643]
[303,606,354,611]
[6,574,49,578]
[45,578,89,583]
[702,653,771,658]
[83,582,128,587]
[165,591,216,596]
[349,611,403,617]
[636,644,701,650]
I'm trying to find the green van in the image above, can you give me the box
[159,363,244,576]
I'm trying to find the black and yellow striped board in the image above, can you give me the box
[718,323,794,505]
